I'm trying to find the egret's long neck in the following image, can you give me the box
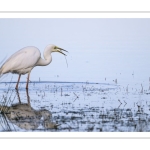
[36,46,52,66]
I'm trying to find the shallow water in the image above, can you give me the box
[0,81,150,132]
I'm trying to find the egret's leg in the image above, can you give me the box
[26,72,31,89]
[26,88,31,106]
[15,74,21,89]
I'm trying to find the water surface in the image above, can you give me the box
[0,81,150,132]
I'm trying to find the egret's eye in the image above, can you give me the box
[54,46,57,49]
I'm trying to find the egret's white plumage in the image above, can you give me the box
[1,46,41,75]
[0,44,67,89]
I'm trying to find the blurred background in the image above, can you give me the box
[0,18,150,87]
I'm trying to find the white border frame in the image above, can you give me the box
[1,12,150,18]
[0,12,150,138]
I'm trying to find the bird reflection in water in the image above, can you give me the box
[0,89,60,131]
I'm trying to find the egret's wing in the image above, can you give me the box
[1,47,41,74]
[4,49,25,64]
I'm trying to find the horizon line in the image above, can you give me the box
[0,80,118,86]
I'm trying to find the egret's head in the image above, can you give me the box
[51,45,68,56]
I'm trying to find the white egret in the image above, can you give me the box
[0,44,68,89]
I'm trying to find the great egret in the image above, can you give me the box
[0,44,68,89]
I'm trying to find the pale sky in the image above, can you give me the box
[0,19,150,85]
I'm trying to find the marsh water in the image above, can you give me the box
[0,81,150,132]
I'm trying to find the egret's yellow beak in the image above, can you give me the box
[55,46,68,56]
